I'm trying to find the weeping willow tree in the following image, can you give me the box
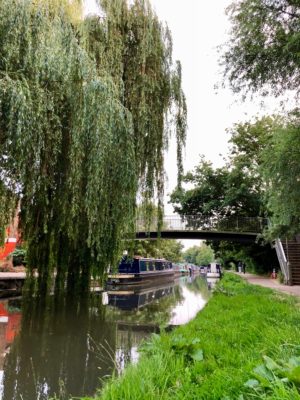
[0,0,187,291]
[83,0,187,220]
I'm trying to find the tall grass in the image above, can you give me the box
[87,273,300,400]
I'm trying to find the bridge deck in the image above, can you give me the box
[135,215,266,242]
[136,230,258,242]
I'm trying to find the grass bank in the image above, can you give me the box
[89,273,300,400]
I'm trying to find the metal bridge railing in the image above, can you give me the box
[274,239,291,285]
[136,215,268,234]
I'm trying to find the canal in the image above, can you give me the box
[0,275,213,400]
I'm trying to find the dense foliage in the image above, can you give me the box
[0,0,186,290]
[183,243,214,266]
[170,117,280,272]
[171,117,278,219]
[223,0,300,96]
[132,239,184,262]
[262,114,300,237]
[223,0,300,239]
[171,157,262,219]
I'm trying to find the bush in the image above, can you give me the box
[11,248,26,266]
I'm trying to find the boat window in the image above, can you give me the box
[155,261,160,271]
[140,261,147,272]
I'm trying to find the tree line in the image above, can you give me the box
[170,0,300,271]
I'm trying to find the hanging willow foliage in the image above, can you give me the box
[0,0,186,291]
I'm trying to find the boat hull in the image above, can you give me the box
[106,270,175,286]
[206,272,221,278]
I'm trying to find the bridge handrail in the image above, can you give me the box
[136,215,268,234]
[274,238,291,285]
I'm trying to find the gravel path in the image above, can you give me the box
[236,272,300,297]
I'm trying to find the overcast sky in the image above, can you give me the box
[83,0,285,248]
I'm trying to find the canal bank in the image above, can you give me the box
[92,273,300,400]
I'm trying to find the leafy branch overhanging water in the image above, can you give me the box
[0,0,187,292]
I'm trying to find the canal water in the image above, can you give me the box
[0,275,212,400]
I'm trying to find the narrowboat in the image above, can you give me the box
[106,256,174,286]
[107,282,175,310]
[206,262,222,278]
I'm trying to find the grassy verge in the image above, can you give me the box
[88,273,300,400]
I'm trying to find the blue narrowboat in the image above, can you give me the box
[107,282,174,310]
[106,256,174,286]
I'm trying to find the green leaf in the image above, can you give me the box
[190,349,204,362]
[244,379,259,388]
[288,356,300,368]
[263,355,280,371]
[253,364,274,386]
[287,366,300,386]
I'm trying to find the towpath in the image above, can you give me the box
[235,272,300,297]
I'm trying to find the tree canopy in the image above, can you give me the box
[132,239,184,262]
[183,243,214,266]
[262,112,300,237]
[0,0,186,291]
[223,0,300,96]
[170,117,278,220]
[223,0,300,239]
[170,116,281,272]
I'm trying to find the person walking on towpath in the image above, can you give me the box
[238,261,242,273]
[242,262,246,274]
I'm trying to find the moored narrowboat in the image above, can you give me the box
[107,282,175,310]
[106,256,174,286]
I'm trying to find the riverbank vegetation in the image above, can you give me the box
[91,274,300,400]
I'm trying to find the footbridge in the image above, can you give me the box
[135,215,267,242]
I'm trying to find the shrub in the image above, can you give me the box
[11,248,26,266]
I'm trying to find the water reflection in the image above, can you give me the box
[0,276,210,400]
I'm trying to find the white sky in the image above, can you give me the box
[83,0,287,249]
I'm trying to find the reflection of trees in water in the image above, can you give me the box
[184,276,211,301]
[0,278,208,399]
[107,284,184,327]
[2,291,117,400]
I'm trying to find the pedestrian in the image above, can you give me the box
[238,261,242,273]
[242,262,246,274]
